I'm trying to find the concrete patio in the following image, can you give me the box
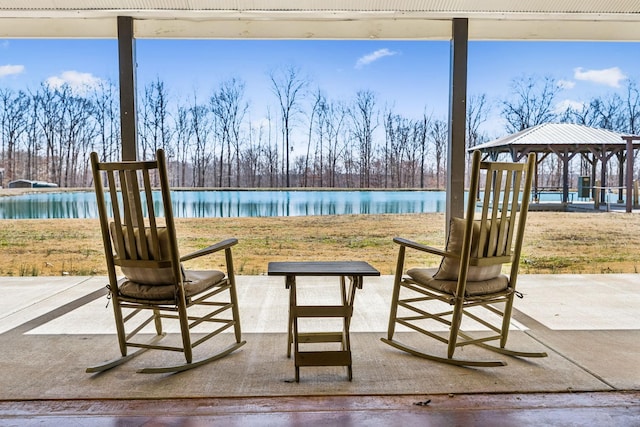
[0,273,639,425]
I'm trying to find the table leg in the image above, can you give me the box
[342,275,360,381]
[286,275,295,359]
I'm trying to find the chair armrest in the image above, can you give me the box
[180,238,238,262]
[393,237,460,259]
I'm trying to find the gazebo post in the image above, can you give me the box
[562,151,570,205]
[617,151,625,203]
[534,152,539,202]
[623,136,639,213]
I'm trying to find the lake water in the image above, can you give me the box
[0,189,580,219]
[0,190,450,219]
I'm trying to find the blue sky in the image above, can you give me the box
[0,38,637,138]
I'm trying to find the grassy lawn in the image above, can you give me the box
[1,211,639,276]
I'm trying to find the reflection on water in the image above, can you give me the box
[0,190,449,219]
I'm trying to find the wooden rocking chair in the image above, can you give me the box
[382,150,547,367]
[87,149,245,374]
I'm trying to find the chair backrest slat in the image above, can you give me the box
[142,165,161,261]
[106,170,126,261]
[118,170,138,260]
[469,151,535,267]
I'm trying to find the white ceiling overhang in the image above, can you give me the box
[0,1,640,40]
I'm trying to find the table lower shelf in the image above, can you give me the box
[296,350,352,367]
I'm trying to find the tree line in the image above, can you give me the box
[1,67,639,189]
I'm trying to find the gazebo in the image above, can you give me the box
[472,123,640,212]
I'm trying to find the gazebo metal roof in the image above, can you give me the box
[472,123,640,160]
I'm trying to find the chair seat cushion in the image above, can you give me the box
[110,223,178,285]
[119,269,226,300]
[407,267,509,296]
[433,217,504,282]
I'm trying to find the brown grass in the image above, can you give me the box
[1,212,639,277]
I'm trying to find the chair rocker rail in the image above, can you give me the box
[86,334,166,374]
[136,340,247,374]
[458,331,548,358]
[380,338,507,367]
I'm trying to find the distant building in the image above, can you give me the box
[8,179,58,189]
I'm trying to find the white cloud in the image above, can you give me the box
[557,79,576,89]
[574,67,627,88]
[45,70,103,94]
[555,99,585,113]
[0,64,25,78]
[355,48,398,69]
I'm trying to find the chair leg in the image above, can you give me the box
[447,298,465,359]
[86,334,166,373]
[137,340,246,374]
[153,308,163,335]
[112,298,128,357]
[386,246,406,340]
[225,248,243,343]
[500,294,516,348]
[176,296,193,364]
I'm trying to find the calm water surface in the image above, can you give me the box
[0,190,450,219]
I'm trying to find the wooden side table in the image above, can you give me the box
[267,261,380,382]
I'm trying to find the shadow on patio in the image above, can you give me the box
[1,274,639,424]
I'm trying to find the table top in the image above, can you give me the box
[267,261,380,277]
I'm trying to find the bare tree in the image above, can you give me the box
[466,93,489,148]
[57,85,96,187]
[559,99,602,127]
[303,89,325,187]
[591,93,626,131]
[92,79,120,162]
[140,78,173,161]
[269,66,308,187]
[210,78,248,187]
[625,79,640,135]
[416,112,430,188]
[34,83,63,185]
[188,94,213,187]
[172,103,191,187]
[430,118,447,189]
[242,116,266,187]
[324,100,348,187]
[383,112,408,187]
[0,88,29,183]
[501,75,562,132]
[24,91,43,181]
[349,90,378,188]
